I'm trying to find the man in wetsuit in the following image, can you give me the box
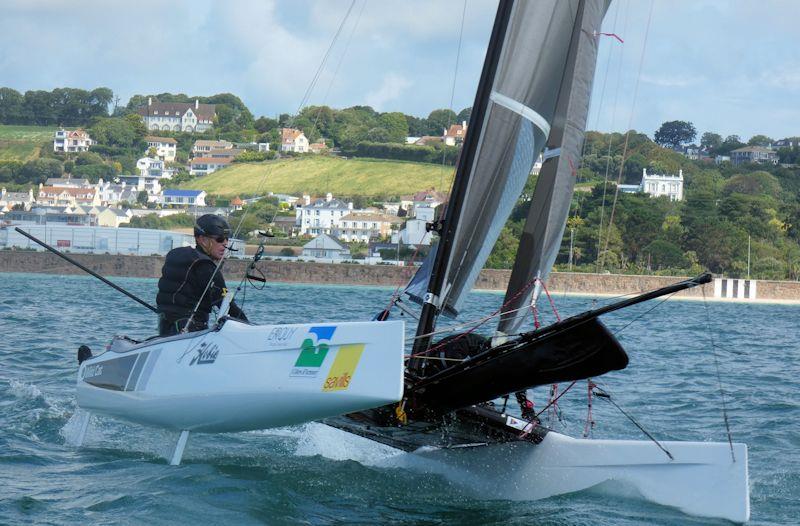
[156,214,247,336]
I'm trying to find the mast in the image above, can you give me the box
[408,0,515,374]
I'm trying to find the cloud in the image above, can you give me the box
[365,73,413,111]
[640,74,706,88]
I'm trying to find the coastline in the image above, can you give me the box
[3,251,800,304]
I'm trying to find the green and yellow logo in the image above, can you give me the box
[290,326,335,377]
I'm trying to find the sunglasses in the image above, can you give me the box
[209,236,229,243]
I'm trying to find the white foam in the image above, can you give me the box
[8,379,43,399]
[293,422,403,465]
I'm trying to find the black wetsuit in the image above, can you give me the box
[156,245,247,336]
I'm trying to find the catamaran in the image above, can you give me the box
[19,0,750,522]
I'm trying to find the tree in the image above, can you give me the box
[747,134,774,147]
[700,132,722,152]
[0,88,25,124]
[654,120,696,149]
[456,107,472,125]
[378,112,409,143]
[15,158,63,184]
[427,109,458,135]
[136,190,149,206]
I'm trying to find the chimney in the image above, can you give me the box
[1,187,5,198]
[195,99,199,109]
[348,202,353,210]
[326,192,333,202]
[303,194,311,206]
[462,120,466,128]
[148,97,152,106]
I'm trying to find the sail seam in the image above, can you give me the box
[489,91,551,137]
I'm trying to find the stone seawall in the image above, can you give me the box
[3,251,800,301]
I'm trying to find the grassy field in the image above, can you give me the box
[180,156,456,197]
[0,125,57,161]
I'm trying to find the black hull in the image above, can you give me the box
[409,317,627,414]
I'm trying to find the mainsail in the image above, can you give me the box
[407,0,610,361]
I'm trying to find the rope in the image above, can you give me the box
[599,0,654,271]
[701,285,737,462]
[440,0,468,191]
[593,385,674,461]
[583,379,596,438]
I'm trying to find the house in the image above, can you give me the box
[136,98,215,133]
[95,179,138,206]
[772,138,798,149]
[0,188,35,212]
[640,168,683,201]
[715,155,731,165]
[136,157,173,178]
[295,193,352,236]
[309,139,328,154]
[53,129,94,153]
[272,215,298,236]
[206,148,242,160]
[234,141,270,152]
[730,146,778,166]
[44,177,92,188]
[280,128,309,153]
[410,188,447,214]
[37,185,100,207]
[160,189,207,207]
[117,174,163,200]
[444,121,467,146]
[301,234,351,261]
[71,205,132,227]
[230,196,244,211]
[4,207,95,227]
[189,156,233,176]
[414,136,443,146]
[145,136,178,162]
[334,212,401,243]
[192,140,233,157]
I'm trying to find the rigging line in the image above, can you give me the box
[610,289,678,336]
[440,0,468,191]
[600,0,654,271]
[581,0,621,160]
[311,0,367,137]
[533,380,577,419]
[595,0,630,272]
[187,2,358,329]
[701,284,737,462]
[294,0,357,117]
[593,386,674,461]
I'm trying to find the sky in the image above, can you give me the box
[1,0,798,142]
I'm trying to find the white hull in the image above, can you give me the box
[411,431,749,523]
[77,319,404,433]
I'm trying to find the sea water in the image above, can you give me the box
[0,272,797,525]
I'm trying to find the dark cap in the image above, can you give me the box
[194,214,232,238]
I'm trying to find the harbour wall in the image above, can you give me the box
[2,251,800,301]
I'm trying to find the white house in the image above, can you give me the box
[37,185,99,207]
[190,156,233,176]
[295,193,353,236]
[118,174,163,200]
[136,98,215,133]
[160,189,207,207]
[0,188,36,212]
[95,179,138,206]
[53,129,94,153]
[443,121,467,146]
[145,136,178,162]
[192,139,234,157]
[280,128,309,153]
[136,157,173,179]
[334,212,401,243]
[640,168,684,201]
[301,234,351,261]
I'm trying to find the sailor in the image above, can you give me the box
[156,214,247,336]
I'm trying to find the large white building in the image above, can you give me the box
[640,168,684,201]
[295,193,353,236]
[136,98,215,133]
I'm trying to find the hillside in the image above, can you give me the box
[0,125,56,161]
[178,156,455,197]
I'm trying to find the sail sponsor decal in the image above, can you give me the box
[189,342,220,366]
[322,344,365,392]
[265,326,299,347]
[290,326,335,378]
[505,415,535,433]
